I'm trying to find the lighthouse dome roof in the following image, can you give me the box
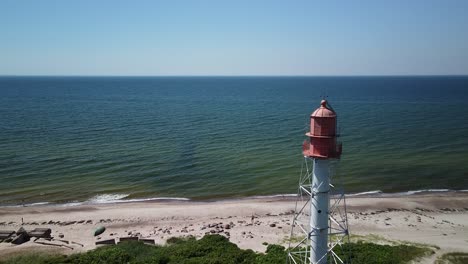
[311,100,336,118]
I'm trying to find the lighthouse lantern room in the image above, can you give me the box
[302,100,342,159]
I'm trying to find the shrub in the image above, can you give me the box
[332,241,433,264]
[0,235,433,264]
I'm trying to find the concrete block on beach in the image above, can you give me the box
[0,230,15,240]
[95,239,115,245]
[139,238,155,245]
[10,227,30,245]
[118,237,139,243]
[28,228,52,238]
[11,233,30,245]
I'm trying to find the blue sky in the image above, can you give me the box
[1,0,467,76]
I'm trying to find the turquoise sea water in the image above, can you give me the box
[1,76,467,206]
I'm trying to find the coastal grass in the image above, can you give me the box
[435,252,468,264]
[333,241,433,263]
[1,234,433,264]
[350,233,441,250]
[0,253,62,264]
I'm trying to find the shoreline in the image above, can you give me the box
[1,193,468,262]
[2,188,468,209]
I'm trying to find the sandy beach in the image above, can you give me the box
[1,193,468,262]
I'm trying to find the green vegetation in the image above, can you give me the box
[350,233,440,249]
[0,235,434,264]
[0,254,62,264]
[332,241,433,264]
[435,252,468,264]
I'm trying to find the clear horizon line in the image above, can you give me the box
[1,74,468,78]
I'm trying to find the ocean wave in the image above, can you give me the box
[1,201,52,208]
[115,197,190,203]
[87,194,130,204]
[56,202,84,207]
[245,189,464,199]
[249,194,297,199]
[84,194,190,205]
[19,201,52,207]
[347,190,383,197]
[2,189,467,208]
[347,189,461,197]
[27,202,51,206]
[400,189,451,195]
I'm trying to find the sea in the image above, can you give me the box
[1,76,467,206]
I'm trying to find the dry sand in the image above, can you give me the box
[1,193,468,262]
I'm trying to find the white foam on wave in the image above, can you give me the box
[82,194,190,205]
[342,189,459,197]
[250,194,297,199]
[87,194,130,204]
[27,202,51,206]
[1,201,52,208]
[401,189,451,195]
[26,196,191,207]
[4,189,468,208]
[118,197,190,203]
[58,202,84,207]
[347,190,383,197]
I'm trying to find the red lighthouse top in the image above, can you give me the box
[302,100,342,159]
[312,100,337,118]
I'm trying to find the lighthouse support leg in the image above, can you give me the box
[310,159,330,264]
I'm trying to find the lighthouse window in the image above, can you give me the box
[318,210,322,214]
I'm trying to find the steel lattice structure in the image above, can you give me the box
[287,157,350,264]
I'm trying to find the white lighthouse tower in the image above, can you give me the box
[287,100,349,264]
